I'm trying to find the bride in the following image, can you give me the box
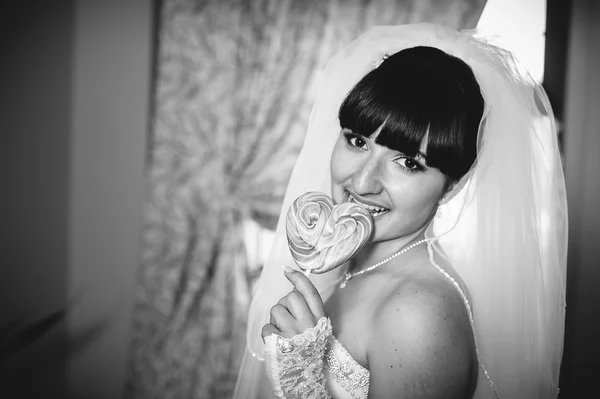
[234,23,567,399]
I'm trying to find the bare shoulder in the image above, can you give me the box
[366,275,476,399]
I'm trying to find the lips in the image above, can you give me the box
[347,193,389,217]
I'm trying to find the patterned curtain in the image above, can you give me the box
[127,0,486,398]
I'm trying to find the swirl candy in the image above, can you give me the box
[286,191,374,274]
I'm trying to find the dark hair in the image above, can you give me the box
[338,46,484,183]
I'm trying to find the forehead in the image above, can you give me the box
[419,130,429,155]
[369,123,385,141]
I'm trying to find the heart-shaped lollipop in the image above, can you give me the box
[286,191,374,274]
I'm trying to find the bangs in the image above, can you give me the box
[338,46,483,182]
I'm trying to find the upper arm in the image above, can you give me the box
[366,284,475,399]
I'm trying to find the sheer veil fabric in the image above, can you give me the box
[234,24,567,399]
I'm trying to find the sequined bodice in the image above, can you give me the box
[324,336,369,399]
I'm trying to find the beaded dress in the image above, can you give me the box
[324,336,370,399]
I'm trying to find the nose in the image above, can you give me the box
[351,157,384,196]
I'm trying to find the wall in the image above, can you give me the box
[66,1,153,398]
[560,0,600,397]
[0,2,74,397]
[0,1,153,398]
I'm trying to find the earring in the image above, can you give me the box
[436,202,444,219]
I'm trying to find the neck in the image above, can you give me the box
[349,228,428,274]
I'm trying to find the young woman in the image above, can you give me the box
[234,23,567,399]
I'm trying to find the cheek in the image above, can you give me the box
[329,140,348,183]
[418,182,445,207]
[394,178,445,215]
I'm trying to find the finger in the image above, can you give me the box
[284,268,325,318]
[261,323,280,342]
[278,291,313,323]
[269,304,294,331]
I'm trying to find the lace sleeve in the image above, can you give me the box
[263,317,333,399]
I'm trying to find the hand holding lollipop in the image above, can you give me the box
[261,193,374,395]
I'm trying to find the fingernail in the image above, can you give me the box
[283,265,295,273]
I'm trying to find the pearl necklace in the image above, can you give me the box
[339,239,428,289]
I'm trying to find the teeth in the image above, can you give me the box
[348,194,388,215]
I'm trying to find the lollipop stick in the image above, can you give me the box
[303,269,311,278]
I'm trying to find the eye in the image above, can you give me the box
[395,157,423,172]
[342,130,368,150]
